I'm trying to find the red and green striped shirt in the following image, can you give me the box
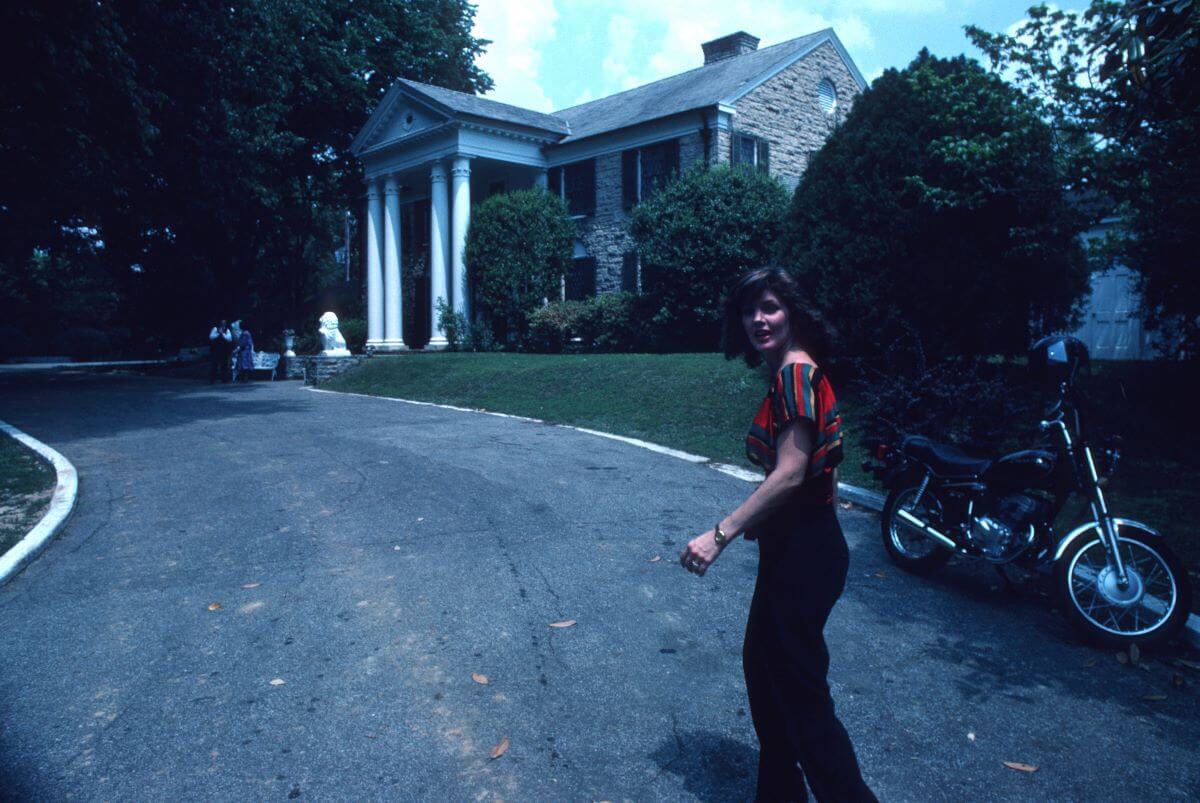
[746,362,844,486]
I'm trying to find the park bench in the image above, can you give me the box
[232,351,280,381]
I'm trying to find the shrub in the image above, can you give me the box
[57,327,112,360]
[0,325,34,359]
[629,164,790,351]
[437,300,501,352]
[465,189,575,346]
[852,339,1035,451]
[577,292,643,352]
[525,300,588,353]
[338,317,367,353]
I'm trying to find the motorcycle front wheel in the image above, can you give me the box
[1055,528,1192,648]
[881,484,953,575]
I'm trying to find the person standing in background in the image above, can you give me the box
[208,320,233,383]
[235,324,255,382]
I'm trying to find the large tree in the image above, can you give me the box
[0,0,491,353]
[776,50,1089,362]
[967,1,1200,357]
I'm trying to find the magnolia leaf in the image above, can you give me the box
[489,736,509,759]
[549,620,576,628]
[207,602,221,611]
[1130,643,1141,665]
[1003,761,1039,773]
[472,672,489,685]
[874,571,887,579]
[648,555,662,563]
[242,582,261,589]
[269,678,286,686]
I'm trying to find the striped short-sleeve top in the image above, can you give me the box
[746,362,844,495]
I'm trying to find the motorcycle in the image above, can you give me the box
[862,336,1192,647]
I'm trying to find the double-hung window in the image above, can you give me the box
[731,133,770,173]
[622,138,681,210]
[548,159,596,217]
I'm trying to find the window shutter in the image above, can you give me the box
[757,139,770,173]
[566,257,597,300]
[582,159,596,215]
[622,149,639,209]
[730,135,740,166]
[667,138,680,177]
[548,167,563,198]
[621,252,639,293]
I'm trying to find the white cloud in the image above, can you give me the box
[597,0,875,96]
[472,0,559,112]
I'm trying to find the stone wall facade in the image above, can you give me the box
[730,41,862,191]
[302,354,368,386]
[574,42,860,293]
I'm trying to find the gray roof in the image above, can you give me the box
[552,31,828,142]
[397,79,570,135]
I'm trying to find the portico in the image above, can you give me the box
[351,79,569,350]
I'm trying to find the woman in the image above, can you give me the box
[680,266,875,802]
[235,325,255,382]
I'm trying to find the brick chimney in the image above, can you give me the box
[701,32,760,65]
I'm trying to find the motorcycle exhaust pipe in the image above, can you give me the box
[895,508,957,550]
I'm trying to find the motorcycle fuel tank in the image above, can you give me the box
[984,449,1057,488]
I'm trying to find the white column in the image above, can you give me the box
[382,175,405,349]
[534,168,548,190]
[450,156,472,321]
[365,181,384,347]
[428,160,450,349]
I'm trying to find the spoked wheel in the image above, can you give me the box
[1056,528,1192,647]
[881,484,953,575]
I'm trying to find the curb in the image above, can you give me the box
[303,386,1200,652]
[0,421,79,586]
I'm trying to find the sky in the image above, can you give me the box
[469,0,1051,112]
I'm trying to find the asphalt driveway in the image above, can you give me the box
[1,370,1197,801]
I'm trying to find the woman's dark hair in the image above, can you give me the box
[722,266,836,368]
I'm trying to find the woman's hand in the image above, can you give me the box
[680,529,723,576]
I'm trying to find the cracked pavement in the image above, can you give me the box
[1,370,1198,801]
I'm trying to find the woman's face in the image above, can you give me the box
[741,288,791,357]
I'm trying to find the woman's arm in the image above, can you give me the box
[680,420,813,575]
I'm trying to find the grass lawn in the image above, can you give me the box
[326,353,1198,573]
[0,432,56,556]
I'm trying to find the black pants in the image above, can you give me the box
[743,504,876,803]
[209,348,231,383]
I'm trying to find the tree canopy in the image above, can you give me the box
[629,164,790,351]
[776,50,1089,363]
[0,0,490,354]
[967,1,1200,357]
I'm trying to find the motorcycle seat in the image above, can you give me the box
[900,435,993,477]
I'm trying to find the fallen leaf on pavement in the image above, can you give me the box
[472,672,489,685]
[1172,673,1185,688]
[1083,658,1097,668]
[392,545,401,551]
[549,620,576,628]
[874,571,887,579]
[489,736,509,759]
[1130,643,1141,665]
[1116,651,1129,665]
[1175,658,1200,671]
[242,582,261,589]
[967,732,975,742]
[1142,694,1167,701]
[648,555,662,563]
[207,603,221,611]
[839,501,852,510]
[1003,762,1039,773]
[269,678,286,686]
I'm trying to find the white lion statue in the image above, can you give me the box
[318,311,351,356]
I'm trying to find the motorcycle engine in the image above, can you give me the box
[971,493,1043,563]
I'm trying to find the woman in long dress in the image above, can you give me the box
[235,327,255,381]
[679,266,876,802]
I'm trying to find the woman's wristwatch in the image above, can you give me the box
[714,522,732,548]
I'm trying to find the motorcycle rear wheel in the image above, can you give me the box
[1055,528,1192,648]
[881,485,953,575]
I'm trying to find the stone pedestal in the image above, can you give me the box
[302,354,367,386]
[282,355,306,381]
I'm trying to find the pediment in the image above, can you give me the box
[353,88,450,154]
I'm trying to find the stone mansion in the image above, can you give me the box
[351,29,865,349]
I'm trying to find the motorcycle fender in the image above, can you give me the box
[1053,518,1162,562]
